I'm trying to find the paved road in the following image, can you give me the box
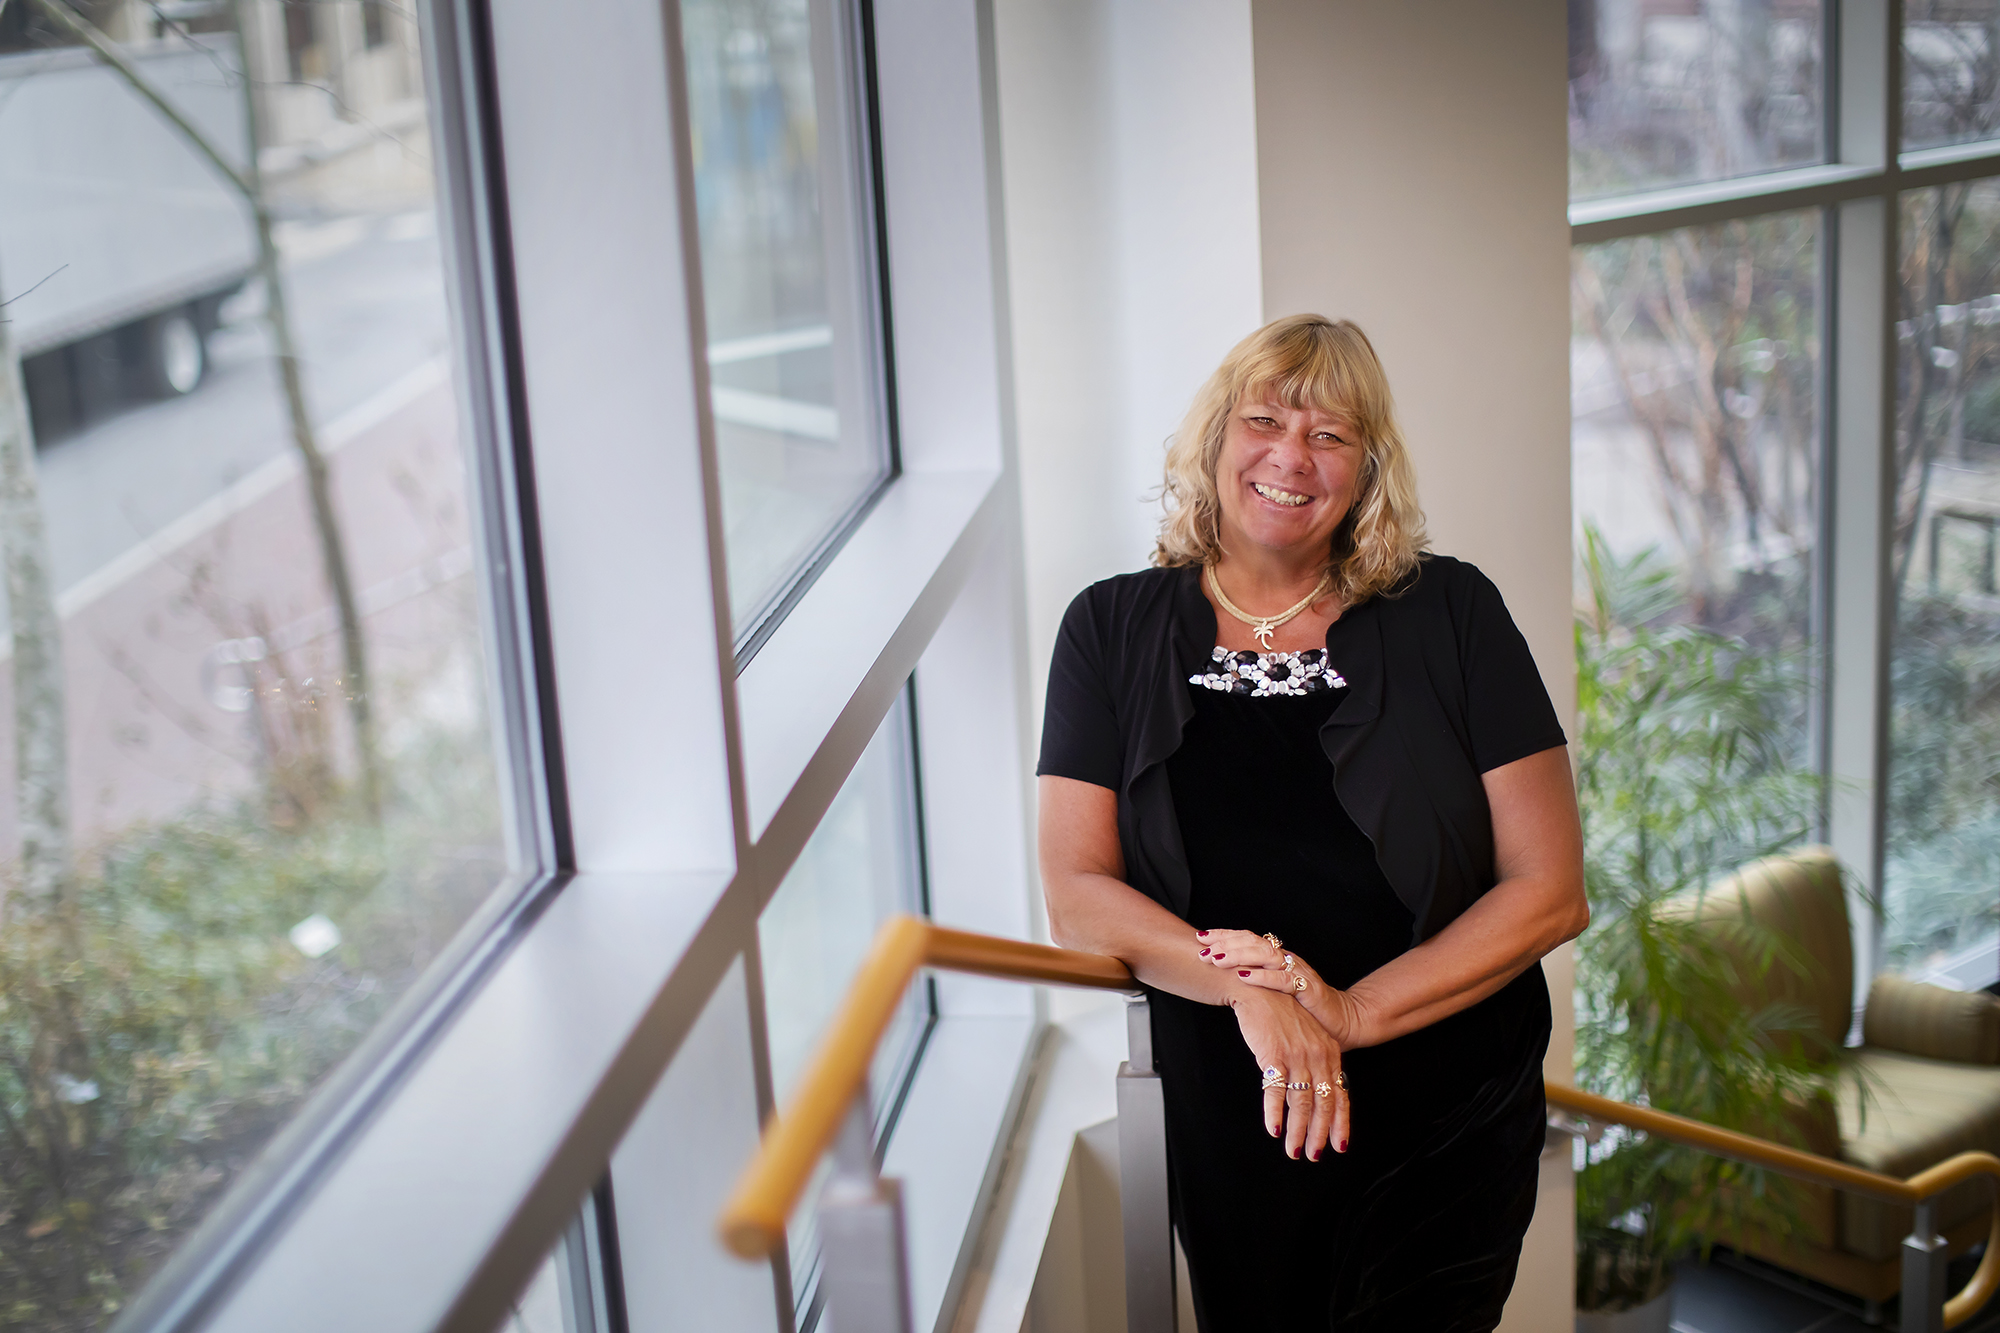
[33,207,453,597]
[0,204,478,855]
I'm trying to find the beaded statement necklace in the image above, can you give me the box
[1205,564,1332,649]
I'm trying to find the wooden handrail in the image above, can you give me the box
[1547,1082,2000,1327]
[718,916,1135,1258]
[717,920,2000,1327]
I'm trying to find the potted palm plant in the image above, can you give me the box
[1571,529,1843,1331]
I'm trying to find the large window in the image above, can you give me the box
[680,0,894,648]
[1568,0,1824,200]
[759,684,931,1311]
[1572,2,2000,994]
[0,0,1032,1329]
[1887,178,2000,975]
[1572,213,1821,771]
[0,9,527,1326]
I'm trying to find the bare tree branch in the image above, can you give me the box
[30,0,383,817]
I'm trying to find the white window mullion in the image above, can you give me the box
[1824,0,1899,1008]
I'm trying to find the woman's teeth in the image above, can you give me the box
[1253,482,1311,507]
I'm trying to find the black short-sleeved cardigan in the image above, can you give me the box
[1037,555,1566,945]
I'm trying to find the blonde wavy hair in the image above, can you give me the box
[1153,314,1427,605]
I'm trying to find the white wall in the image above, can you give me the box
[991,0,1264,796]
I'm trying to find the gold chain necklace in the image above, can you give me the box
[1205,564,1332,649]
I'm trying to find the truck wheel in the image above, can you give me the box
[132,309,206,398]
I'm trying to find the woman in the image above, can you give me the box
[1037,314,1588,1332]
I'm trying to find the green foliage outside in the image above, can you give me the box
[0,725,501,1333]
[1885,594,2000,971]
[1572,526,1846,1313]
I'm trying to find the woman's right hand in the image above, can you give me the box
[1228,985,1350,1161]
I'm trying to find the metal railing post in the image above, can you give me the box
[1902,1199,1948,1333]
[1116,993,1176,1333]
[817,1097,914,1333]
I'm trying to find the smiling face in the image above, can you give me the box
[1213,389,1367,565]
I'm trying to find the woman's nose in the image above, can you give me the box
[1271,431,1313,470]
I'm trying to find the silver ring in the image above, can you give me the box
[1286,1080,1310,1091]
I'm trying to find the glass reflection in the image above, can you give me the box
[1569,0,1824,201]
[680,0,892,638]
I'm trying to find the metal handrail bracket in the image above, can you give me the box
[1116,994,1175,1333]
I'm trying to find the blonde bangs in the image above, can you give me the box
[1153,314,1427,605]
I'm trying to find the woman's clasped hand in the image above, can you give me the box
[1196,927,1353,1161]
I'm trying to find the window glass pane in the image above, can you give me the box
[0,12,518,1325]
[1569,0,1825,201]
[1887,179,2000,981]
[758,685,929,1303]
[493,1201,614,1333]
[1905,2,2000,153]
[1571,215,1822,889]
[681,0,892,638]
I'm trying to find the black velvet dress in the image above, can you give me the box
[1155,647,1550,1333]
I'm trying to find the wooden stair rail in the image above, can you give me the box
[718,916,1136,1259]
[718,920,2000,1328]
[1546,1083,2000,1328]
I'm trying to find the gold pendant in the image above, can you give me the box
[1253,620,1276,648]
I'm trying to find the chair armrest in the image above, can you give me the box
[1863,974,2000,1064]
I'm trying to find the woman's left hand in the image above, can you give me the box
[1196,928,1359,1046]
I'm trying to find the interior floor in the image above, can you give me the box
[1670,1250,2000,1333]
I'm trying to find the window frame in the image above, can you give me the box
[109,0,1042,1331]
[1568,0,2000,1007]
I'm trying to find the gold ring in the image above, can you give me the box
[1314,1081,1334,1098]
[1282,953,1296,971]
[1286,1080,1310,1091]
[1291,973,1307,992]
[1263,932,1284,951]
[1261,1065,1285,1090]
[1334,1070,1348,1090]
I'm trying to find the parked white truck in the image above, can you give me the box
[0,37,257,437]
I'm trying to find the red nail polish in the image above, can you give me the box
[1308,1151,1320,1162]
[1197,930,1209,938]
[1213,953,1225,960]
[1238,970,1251,978]
[1200,948,1210,956]
[1338,1139,1348,1153]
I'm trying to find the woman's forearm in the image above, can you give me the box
[1327,872,1586,1049]
[1045,870,1238,1007]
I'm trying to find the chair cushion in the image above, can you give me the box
[1863,975,2000,1065]
[1836,1048,2000,1260]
